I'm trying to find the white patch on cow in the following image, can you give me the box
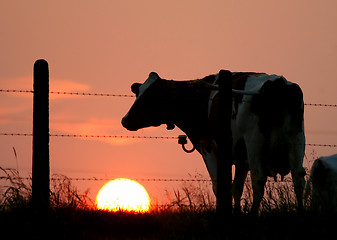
[137,73,158,98]
[200,144,218,194]
[208,90,218,118]
[213,73,220,83]
[122,73,159,121]
[244,73,281,90]
[203,150,217,181]
[123,112,129,119]
[232,73,284,136]
[207,73,219,117]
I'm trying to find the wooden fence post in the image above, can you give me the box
[216,69,232,217]
[32,59,50,213]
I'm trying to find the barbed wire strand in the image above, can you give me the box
[1,89,337,107]
[0,89,33,94]
[0,176,294,183]
[0,133,177,140]
[305,143,337,148]
[49,91,135,98]
[304,103,337,107]
[50,134,177,140]
[0,176,211,182]
[0,89,134,98]
[0,133,336,147]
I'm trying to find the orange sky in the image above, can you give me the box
[1,0,337,203]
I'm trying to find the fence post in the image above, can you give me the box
[216,70,232,218]
[32,59,50,213]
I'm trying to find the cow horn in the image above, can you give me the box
[149,72,160,79]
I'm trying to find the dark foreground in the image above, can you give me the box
[1,208,337,240]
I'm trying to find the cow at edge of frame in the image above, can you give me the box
[305,153,337,212]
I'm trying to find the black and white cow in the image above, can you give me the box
[122,70,306,213]
[307,154,337,211]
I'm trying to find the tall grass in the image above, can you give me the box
[160,173,216,213]
[49,174,94,210]
[1,165,337,239]
[0,167,93,212]
[0,167,31,211]
[0,161,327,214]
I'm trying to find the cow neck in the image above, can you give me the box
[168,80,212,141]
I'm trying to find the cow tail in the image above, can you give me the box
[287,83,304,132]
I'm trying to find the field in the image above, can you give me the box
[1,167,337,240]
[2,207,337,240]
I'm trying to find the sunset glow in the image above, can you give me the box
[96,178,151,213]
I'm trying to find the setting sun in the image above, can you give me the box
[96,178,151,213]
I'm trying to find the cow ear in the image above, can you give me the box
[131,83,141,95]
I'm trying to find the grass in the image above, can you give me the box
[1,167,337,240]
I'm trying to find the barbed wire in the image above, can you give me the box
[1,89,337,107]
[0,176,294,183]
[306,143,337,148]
[0,133,178,140]
[0,176,211,182]
[0,133,32,137]
[49,91,135,98]
[0,133,336,147]
[0,89,33,94]
[0,89,134,97]
[50,134,177,140]
[304,103,337,107]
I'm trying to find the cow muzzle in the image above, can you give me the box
[121,115,139,131]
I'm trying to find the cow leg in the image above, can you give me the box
[232,163,249,213]
[245,138,266,214]
[290,163,305,212]
[289,140,306,213]
[251,169,267,214]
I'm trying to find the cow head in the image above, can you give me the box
[122,72,175,131]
